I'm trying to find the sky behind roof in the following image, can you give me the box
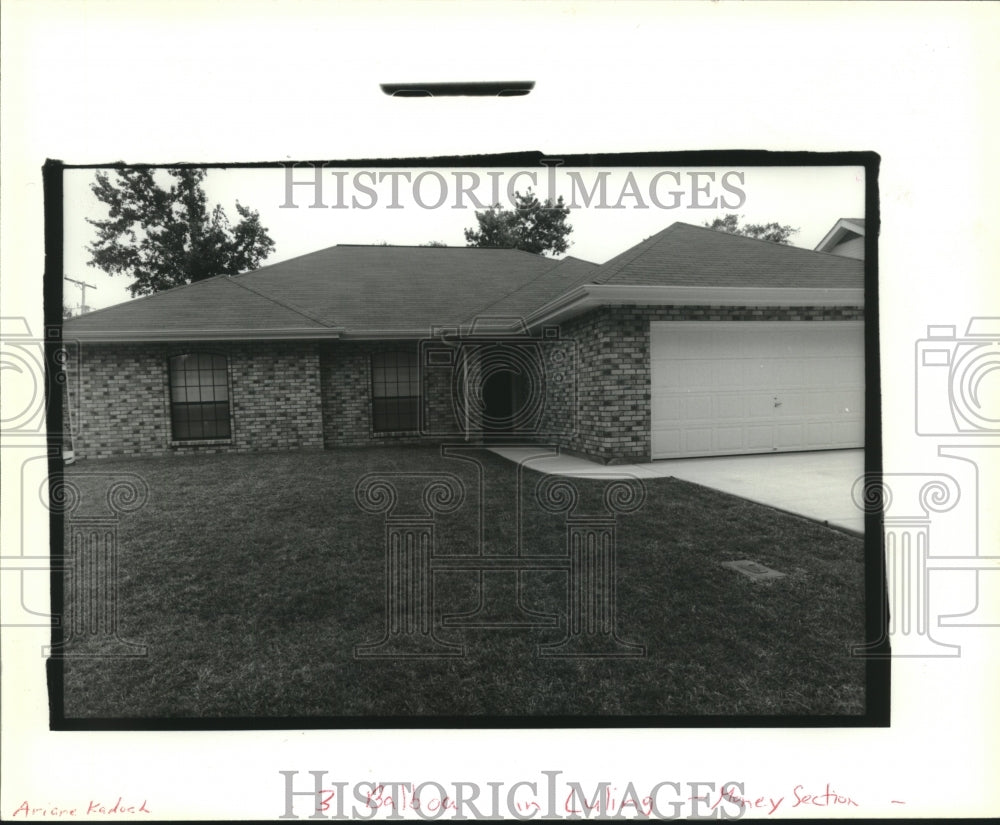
[63,164,865,312]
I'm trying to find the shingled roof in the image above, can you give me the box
[65,246,566,339]
[64,222,863,341]
[595,222,863,288]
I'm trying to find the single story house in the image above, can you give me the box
[61,220,866,463]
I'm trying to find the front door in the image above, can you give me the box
[481,366,529,441]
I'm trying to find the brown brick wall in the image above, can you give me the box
[64,342,325,459]
[64,304,864,462]
[318,341,448,448]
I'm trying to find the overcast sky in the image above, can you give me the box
[63,164,865,312]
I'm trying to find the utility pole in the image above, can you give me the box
[63,276,96,315]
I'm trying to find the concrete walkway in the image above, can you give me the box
[489,447,865,535]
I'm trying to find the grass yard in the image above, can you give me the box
[58,446,868,721]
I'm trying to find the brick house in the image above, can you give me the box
[62,221,865,463]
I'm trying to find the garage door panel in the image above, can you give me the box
[745,426,774,449]
[713,395,746,419]
[746,394,778,417]
[713,361,745,386]
[650,321,864,459]
[775,423,805,449]
[774,393,805,416]
[773,360,806,385]
[651,396,680,419]
[682,395,714,418]
[805,392,838,414]
[837,390,864,413]
[682,429,714,453]
[652,430,681,456]
[713,427,744,451]
[833,420,864,443]
[806,421,833,444]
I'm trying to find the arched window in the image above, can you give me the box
[371,350,419,432]
[168,353,231,440]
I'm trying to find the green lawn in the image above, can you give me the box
[58,447,867,720]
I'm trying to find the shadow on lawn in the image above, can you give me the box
[56,447,867,721]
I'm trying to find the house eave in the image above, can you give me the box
[815,218,865,253]
[525,284,866,327]
[62,327,346,343]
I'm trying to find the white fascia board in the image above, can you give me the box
[339,330,429,340]
[814,218,865,252]
[525,284,865,327]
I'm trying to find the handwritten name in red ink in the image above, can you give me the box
[11,798,151,818]
[11,802,78,818]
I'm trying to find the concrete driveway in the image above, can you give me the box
[490,447,865,535]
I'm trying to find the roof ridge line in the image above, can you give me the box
[223,275,336,328]
[676,221,828,253]
[458,256,572,323]
[594,223,683,284]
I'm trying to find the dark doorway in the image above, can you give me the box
[481,367,529,441]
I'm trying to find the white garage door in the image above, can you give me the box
[650,321,864,459]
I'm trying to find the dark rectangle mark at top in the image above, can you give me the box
[380,81,534,97]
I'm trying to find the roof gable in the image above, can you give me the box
[814,217,866,254]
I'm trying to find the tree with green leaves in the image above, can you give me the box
[704,214,798,245]
[87,168,276,297]
[464,189,572,256]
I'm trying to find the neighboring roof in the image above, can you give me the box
[64,222,864,341]
[595,222,863,289]
[814,217,866,254]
